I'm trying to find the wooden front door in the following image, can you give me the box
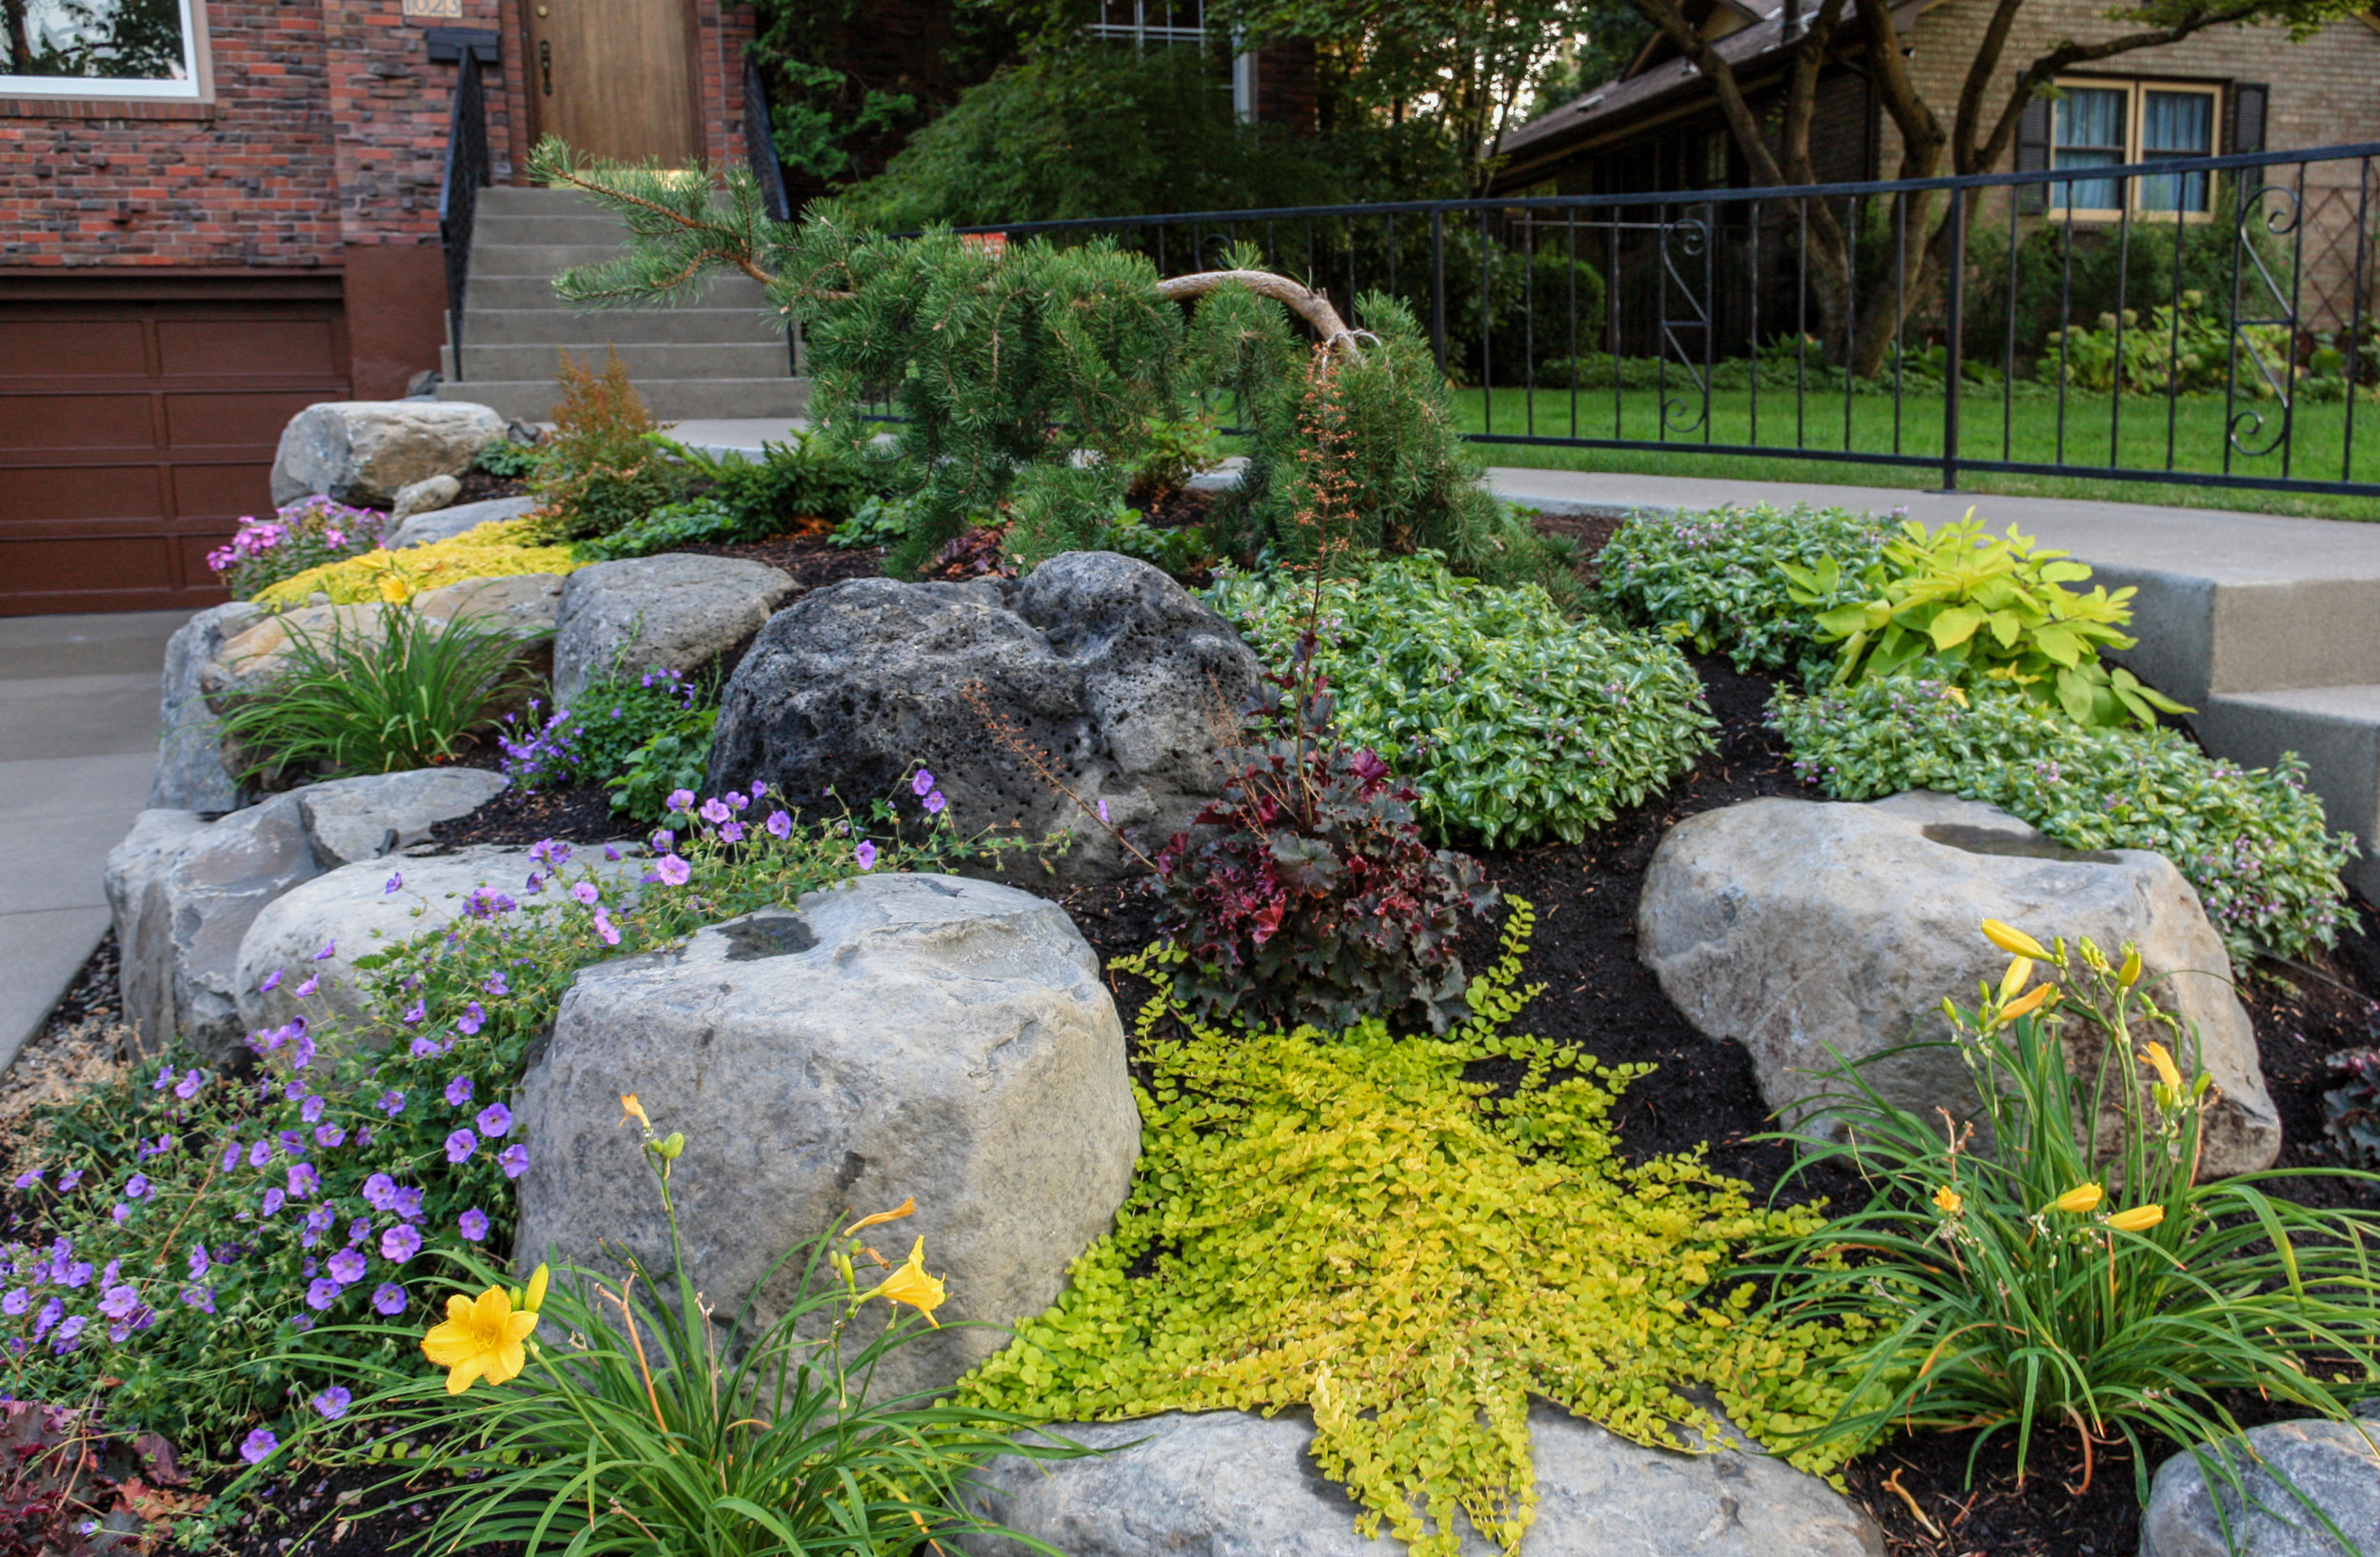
[526,0,704,166]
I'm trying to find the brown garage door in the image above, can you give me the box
[0,275,351,617]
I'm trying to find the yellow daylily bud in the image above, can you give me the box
[1981,919,2051,961]
[2139,1042,2183,1093]
[2043,1183,2105,1215]
[619,1094,651,1132]
[2118,947,2143,988]
[1946,686,1969,707]
[1933,1185,1963,1215]
[842,1196,918,1237]
[1999,956,2033,1001]
[2106,1205,2165,1233]
[1994,981,2054,1027]
[523,1263,549,1314]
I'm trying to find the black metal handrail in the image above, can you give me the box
[928,142,2380,500]
[437,49,491,383]
[742,56,801,376]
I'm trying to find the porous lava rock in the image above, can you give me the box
[270,401,506,508]
[704,551,1259,886]
[1636,790,2280,1176]
[513,873,1140,1403]
[551,553,795,705]
[960,1404,1885,1556]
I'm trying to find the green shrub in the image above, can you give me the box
[214,606,535,783]
[495,662,709,797]
[224,1107,1082,1557]
[570,499,744,562]
[962,904,1863,1557]
[605,709,720,821]
[1782,513,2191,729]
[1093,507,1213,582]
[680,432,880,534]
[1207,554,1714,848]
[1753,922,2380,1508]
[5,782,1008,1460]
[527,350,685,542]
[1124,412,1221,503]
[1769,677,2351,959]
[1594,503,1888,678]
[473,438,545,481]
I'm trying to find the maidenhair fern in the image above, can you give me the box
[960,901,1869,1556]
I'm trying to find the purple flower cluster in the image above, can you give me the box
[205,497,386,595]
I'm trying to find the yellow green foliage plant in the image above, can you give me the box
[250,519,583,609]
[1779,512,2191,729]
[961,900,1869,1557]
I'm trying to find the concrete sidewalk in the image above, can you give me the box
[0,610,189,1070]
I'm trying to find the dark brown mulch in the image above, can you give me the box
[1527,508,1623,589]
[205,1457,520,1557]
[450,469,529,507]
[1133,484,1218,530]
[673,531,888,594]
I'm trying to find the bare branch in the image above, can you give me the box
[1154,269,1362,355]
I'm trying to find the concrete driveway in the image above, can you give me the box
[0,610,188,1069]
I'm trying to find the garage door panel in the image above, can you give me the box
[170,462,275,522]
[167,390,323,449]
[0,463,168,523]
[158,319,344,379]
[0,534,177,594]
[177,531,234,582]
[0,395,157,452]
[0,320,149,379]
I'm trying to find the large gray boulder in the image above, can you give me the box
[237,839,645,1044]
[387,494,538,551]
[962,1404,1884,1557]
[149,601,261,812]
[514,873,1140,1403]
[1637,791,2280,1176]
[270,401,506,508]
[295,766,509,869]
[103,770,508,1058]
[2141,1414,2380,1556]
[551,553,797,706]
[705,551,1261,887]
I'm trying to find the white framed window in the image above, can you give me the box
[1086,0,1207,47]
[2050,78,2219,218]
[2,0,208,99]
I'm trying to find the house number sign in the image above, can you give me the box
[403,0,466,18]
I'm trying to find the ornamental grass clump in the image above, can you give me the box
[962,902,1869,1557]
[1751,920,2380,1525]
[215,1103,1081,1557]
[1592,503,1888,679]
[1770,676,2351,959]
[1207,552,1715,848]
[2,779,1004,1462]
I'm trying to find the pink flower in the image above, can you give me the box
[766,810,792,839]
[657,855,691,887]
[592,908,621,946]
[855,840,878,871]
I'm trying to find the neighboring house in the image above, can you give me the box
[1494,0,2380,326]
[2,0,761,614]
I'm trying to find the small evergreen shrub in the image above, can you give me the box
[962,904,1861,1557]
[1594,503,1888,678]
[526,350,684,542]
[1208,554,1715,848]
[248,518,581,609]
[1152,668,1497,1035]
[208,498,388,601]
[1770,677,2351,959]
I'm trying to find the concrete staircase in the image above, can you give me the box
[435,186,807,424]
[1484,468,2380,902]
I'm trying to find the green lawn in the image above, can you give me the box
[1449,384,2380,522]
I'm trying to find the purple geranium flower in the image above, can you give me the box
[485,971,510,996]
[924,790,946,815]
[666,788,696,814]
[855,840,878,871]
[151,1067,175,1093]
[241,1429,278,1465]
[181,1285,215,1313]
[300,1094,325,1123]
[174,1073,201,1101]
[257,969,282,994]
[593,909,621,946]
[0,1291,23,1317]
[188,1245,210,1279]
[476,1103,513,1137]
[380,1224,422,1263]
[720,820,744,843]
[408,1036,440,1058]
[657,856,691,887]
[125,1174,148,1199]
[384,871,403,895]
[99,1284,138,1320]
[288,1163,320,1198]
[445,1130,478,1165]
[700,797,731,825]
[362,1173,397,1211]
[305,1278,338,1311]
[458,1208,490,1242]
[446,1075,474,1107]
[571,881,600,906]
[402,999,426,1026]
[261,1189,286,1215]
[766,810,793,839]
[312,941,335,961]
[499,1144,529,1179]
[456,1002,486,1036]
[378,1090,406,1116]
[314,1123,346,1149]
[248,1140,272,1169]
[371,1283,406,1316]
[313,1387,351,1420]
[293,974,318,998]
[913,769,936,798]
[327,1248,366,1285]
[392,1186,423,1222]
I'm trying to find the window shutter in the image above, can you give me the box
[2015,92,2052,214]
[2230,82,2268,153]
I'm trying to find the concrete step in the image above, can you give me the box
[472,242,650,278]
[2194,684,2380,898]
[437,376,810,423]
[444,340,795,382]
[463,273,772,310]
[476,186,611,217]
[455,306,786,345]
[470,213,635,246]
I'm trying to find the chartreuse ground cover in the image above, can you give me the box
[961,903,1869,1557]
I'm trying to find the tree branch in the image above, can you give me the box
[1154,270,1362,355]
[1977,3,2267,176]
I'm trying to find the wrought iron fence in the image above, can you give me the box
[949,141,2380,499]
[436,47,490,380]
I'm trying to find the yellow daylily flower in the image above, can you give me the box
[2140,1042,2183,1093]
[842,1197,918,1237]
[2107,1204,2166,1233]
[423,1283,541,1394]
[1933,1185,1963,1215]
[619,1094,651,1132]
[1999,956,2033,1000]
[2118,947,2143,988]
[377,574,410,605]
[2043,1183,2105,1216]
[876,1237,946,1328]
[1981,919,2051,961]
[1994,981,2054,1027]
